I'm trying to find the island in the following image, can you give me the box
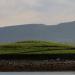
[0,41,75,71]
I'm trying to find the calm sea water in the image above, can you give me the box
[0,72,75,75]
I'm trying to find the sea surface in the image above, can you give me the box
[0,72,75,75]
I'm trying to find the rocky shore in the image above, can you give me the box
[0,59,75,71]
[0,54,75,71]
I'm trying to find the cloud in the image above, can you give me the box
[0,0,75,26]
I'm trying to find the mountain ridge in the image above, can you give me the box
[0,21,75,42]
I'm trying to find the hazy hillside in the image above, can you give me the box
[0,21,75,42]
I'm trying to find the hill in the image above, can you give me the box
[0,21,75,42]
[0,41,75,71]
[0,41,75,55]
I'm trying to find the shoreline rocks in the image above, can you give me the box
[0,59,75,71]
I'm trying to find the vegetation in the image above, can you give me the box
[0,40,75,54]
[0,41,75,71]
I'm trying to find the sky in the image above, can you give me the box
[0,0,75,27]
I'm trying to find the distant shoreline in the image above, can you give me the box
[0,54,75,71]
[0,59,75,71]
[0,41,75,71]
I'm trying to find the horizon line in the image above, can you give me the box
[0,20,75,28]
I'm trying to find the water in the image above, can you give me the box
[0,72,75,75]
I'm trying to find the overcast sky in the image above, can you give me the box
[0,0,75,27]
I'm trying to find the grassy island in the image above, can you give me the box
[0,41,75,71]
[0,40,75,54]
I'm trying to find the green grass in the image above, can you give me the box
[0,40,75,54]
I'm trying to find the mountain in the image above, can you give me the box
[0,21,75,42]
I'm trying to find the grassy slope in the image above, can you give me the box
[0,41,75,54]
